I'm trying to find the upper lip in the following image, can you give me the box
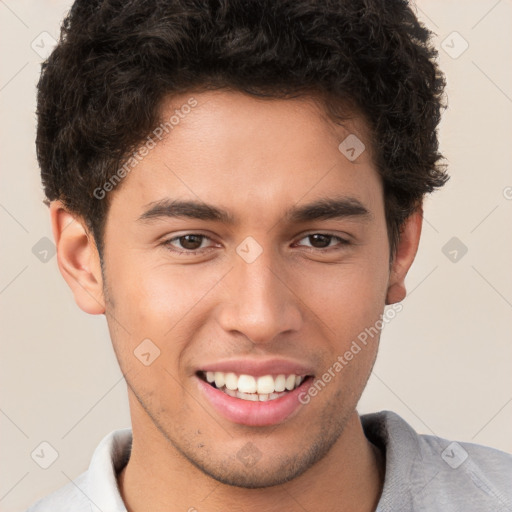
[197,358,315,378]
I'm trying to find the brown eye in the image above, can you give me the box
[297,233,349,250]
[164,234,214,254]
[307,234,333,248]
[176,234,204,250]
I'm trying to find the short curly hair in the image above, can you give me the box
[36,0,448,258]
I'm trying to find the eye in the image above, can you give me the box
[162,232,350,256]
[295,233,350,251]
[163,234,216,254]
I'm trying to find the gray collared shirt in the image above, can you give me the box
[26,410,512,511]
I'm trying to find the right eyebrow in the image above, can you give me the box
[137,199,234,224]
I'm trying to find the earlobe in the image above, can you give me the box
[50,201,105,315]
[385,207,423,305]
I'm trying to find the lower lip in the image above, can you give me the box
[196,375,314,427]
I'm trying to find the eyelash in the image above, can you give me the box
[162,233,351,256]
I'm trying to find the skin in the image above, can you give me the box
[50,90,422,512]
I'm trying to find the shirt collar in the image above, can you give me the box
[86,427,132,512]
[83,411,420,511]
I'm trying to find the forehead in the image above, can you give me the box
[108,89,383,225]
[156,89,372,164]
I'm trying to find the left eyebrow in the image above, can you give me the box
[283,197,372,224]
[137,196,372,225]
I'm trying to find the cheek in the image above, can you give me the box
[107,255,219,328]
[104,255,232,377]
[306,263,386,401]
[296,254,389,339]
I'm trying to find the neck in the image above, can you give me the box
[118,399,384,512]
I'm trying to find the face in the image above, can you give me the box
[97,90,393,487]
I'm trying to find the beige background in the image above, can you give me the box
[1,0,511,510]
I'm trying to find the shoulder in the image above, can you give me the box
[25,428,132,512]
[25,472,91,512]
[361,410,512,512]
[415,429,512,510]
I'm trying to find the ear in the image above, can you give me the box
[385,206,423,305]
[50,201,105,314]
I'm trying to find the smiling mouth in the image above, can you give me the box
[196,370,314,402]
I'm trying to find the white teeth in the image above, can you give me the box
[237,375,257,394]
[238,391,259,401]
[274,374,286,392]
[202,370,306,396]
[232,389,288,401]
[214,371,225,388]
[256,375,275,394]
[224,372,238,390]
[285,374,296,391]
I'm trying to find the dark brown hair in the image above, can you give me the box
[36,0,448,257]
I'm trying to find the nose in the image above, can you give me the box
[217,244,303,345]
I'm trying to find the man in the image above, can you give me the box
[28,0,512,511]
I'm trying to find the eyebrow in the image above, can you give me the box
[137,197,372,225]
